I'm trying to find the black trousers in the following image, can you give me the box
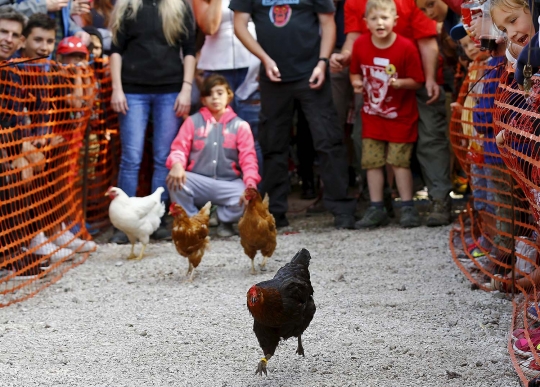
[259,76,356,216]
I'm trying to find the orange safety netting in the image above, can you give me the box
[449,57,540,384]
[0,58,107,307]
[84,57,119,229]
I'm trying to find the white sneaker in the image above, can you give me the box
[52,223,97,252]
[30,232,73,262]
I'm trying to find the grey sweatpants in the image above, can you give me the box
[168,172,245,223]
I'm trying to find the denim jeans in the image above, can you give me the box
[204,68,263,176]
[118,92,182,202]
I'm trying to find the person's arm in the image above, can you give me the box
[236,121,261,188]
[389,78,422,90]
[193,0,223,36]
[330,32,360,72]
[309,12,335,89]
[176,6,197,116]
[7,0,47,16]
[110,53,128,114]
[417,37,440,104]
[349,73,363,94]
[233,11,280,81]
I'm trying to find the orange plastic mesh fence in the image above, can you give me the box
[84,57,119,229]
[450,58,540,383]
[0,58,97,307]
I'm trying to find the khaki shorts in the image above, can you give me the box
[361,139,414,169]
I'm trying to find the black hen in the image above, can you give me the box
[246,248,316,376]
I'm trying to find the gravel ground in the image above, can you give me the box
[0,212,520,386]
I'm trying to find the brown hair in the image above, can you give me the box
[200,74,234,102]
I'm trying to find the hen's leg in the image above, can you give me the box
[127,243,137,260]
[259,256,268,271]
[256,353,273,376]
[250,259,256,275]
[133,244,146,261]
[186,262,193,277]
[188,267,196,282]
[296,335,305,356]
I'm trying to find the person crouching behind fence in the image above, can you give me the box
[448,24,497,259]
[349,0,424,229]
[165,75,260,238]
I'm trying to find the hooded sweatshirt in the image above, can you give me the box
[166,107,261,188]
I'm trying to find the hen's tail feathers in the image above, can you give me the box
[263,193,269,208]
[199,201,212,217]
[153,187,166,218]
[291,248,311,267]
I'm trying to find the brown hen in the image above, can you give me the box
[169,201,211,282]
[238,188,277,274]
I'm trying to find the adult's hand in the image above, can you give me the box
[46,0,69,12]
[74,30,91,46]
[329,51,351,73]
[309,63,325,89]
[71,0,91,15]
[174,87,191,117]
[111,88,129,115]
[425,78,440,105]
[263,58,281,82]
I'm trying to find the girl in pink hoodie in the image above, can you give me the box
[165,75,261,237]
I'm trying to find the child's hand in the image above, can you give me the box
[351,79,363,94]
[166,163,187,191]
[389,78,400,89]
[496,130,506,147]
[450,102,463,114]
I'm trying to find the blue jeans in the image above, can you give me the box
[204,68,263,176]
[118,92,182,202]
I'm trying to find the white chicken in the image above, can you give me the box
[105,186,165,260]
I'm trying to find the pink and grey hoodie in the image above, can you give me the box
[166,106,261,188]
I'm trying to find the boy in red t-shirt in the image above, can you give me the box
[350,0,424,229]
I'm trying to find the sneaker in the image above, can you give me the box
[334,214,355,230]
[426,198,451,227]
[512,328,540,341]
[514,336,540,358]
[467,243,485,258]
[209,207,218,227]
[521,358,540,380]
[217,222,235,237]
[29,232,74,262]
[528,305,540,323]
[109,228,129,244]
[400,206,421,228]
[53,223,97,252]
[274,213,290,228]
[355,206,390,229]
[152,226,172,241]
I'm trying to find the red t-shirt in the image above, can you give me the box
[344,0,437,38]
[350,34,425,143]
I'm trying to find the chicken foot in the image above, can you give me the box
[255,353,272,376]
[259,256,268,271]
[296,335,305,357]
[250,260,256,275]
[126,243,137,260]
[186,262,195,282]
[128,244,146,261]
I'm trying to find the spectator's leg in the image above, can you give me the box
[295,100,316,199]
[118,93,151,197]
[235,90,263,177]
[258,79,295,217]
[295,78,356,222]
[213,178,246,224]
[470,163,487,213]
[416,86,452,226]
[152,92,183,203]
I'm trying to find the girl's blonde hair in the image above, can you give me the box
[110,0,189,47]
[490,0,529,15]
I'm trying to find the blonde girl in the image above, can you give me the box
[108,0,196,243]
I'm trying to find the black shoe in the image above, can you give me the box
[152,226,172,241]
[273,213,290,228]
[334,214,355,230]
[301,188,317,200]
[109,228,129,244]
[306,200,327,215]
[216,222,235,237]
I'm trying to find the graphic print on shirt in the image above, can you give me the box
[362,59,398,119]
[269,4,292,27]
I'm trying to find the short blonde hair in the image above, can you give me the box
[365,0,397,17]
[490,0,529,15]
